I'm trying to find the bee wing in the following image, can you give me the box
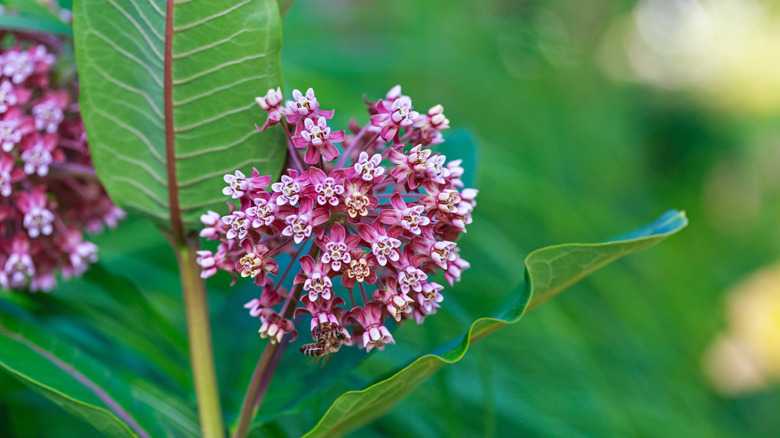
[308,355,324,365]
[320,351,335,368]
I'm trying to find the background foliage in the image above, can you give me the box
[2,0,779,437]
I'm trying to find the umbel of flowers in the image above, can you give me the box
[199,85,475,357]
[0,36,123,291]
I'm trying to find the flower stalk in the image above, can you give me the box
[176,232,225,438]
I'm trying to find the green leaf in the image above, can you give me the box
[301,210,688,438]
[0,15,73,36]
[0,0,73,35]
[0,306,157,438]
[73,0,285,229]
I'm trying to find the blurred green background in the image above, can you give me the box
[277,0,780,436]
[3,0,780,436]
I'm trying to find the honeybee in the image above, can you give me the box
[300,321,346,367]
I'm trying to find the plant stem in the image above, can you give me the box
[48,162,98,180]
[279,0,296,17]
[176,232,225,438]
[232,285,301,438]
[233,245,320,438]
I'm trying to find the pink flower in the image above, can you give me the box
[388,144,432,189]
[425,154,450,185]
[294,255,333,301]
[391,247,429,294]
[0,79,29,113]
[21,134,58,176]
[61,230,98,279]
[308,167,344,207]
[255,87,284,131]
[295,296,351,342]
[292,117,344,164]
[196,250,218,279]
[357,219,402,266]
[378,193,431,235]
[223,167,272,199]
[237,239,278,286]
[223,170,249,199]
[258,311,296,344]
[414,282,444,322]
[283,88,334,124]
[373,277,414,322]
[444,253,471,286]
[341,250,377,289]
[0,154,23,197]
[244,288,285,317]
[351,151,385,182]
[32,92,67,133]
[315,222,360,272]
[410,104,449,146]
[200,84,477,360]
[347,302,395,352]
[422,182,462,214]
[271,169,306,206]
[281,197,330,244]
[4,235,34,288]
[30,273,56,292]
[0,109,33,152]
[199,210,224,239]
[222,210,251,240]
[410,228,458,270]
[1,50,34,84]
[0,38,122,291]
[343,180,377,221]
[16,187,54,238]
[370,96,419,142]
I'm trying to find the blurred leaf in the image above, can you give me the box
[0,306,155,437]
[45,264,190,388]
[301,210,687,437]
[0,15,72,36]
[0,291,203,437]
[527,209,689,310]
[73,0,285,228]
[0,0,72,35]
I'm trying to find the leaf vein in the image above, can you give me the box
[173,102,254,133]
[104,0,163,60]
[177,156,270,189]
[94,109,165,164]
[112,176,169,207]
[172,75,266,107]
[172,0,251,33]
[171,28,252,59]
[88,30,163,87]
[175,129,259,159]
[127,0,164,40]
[87,62,164,119]
[172,53,267,85]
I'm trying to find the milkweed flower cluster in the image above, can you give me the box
[200,86,475,356]
[0,37,123,291]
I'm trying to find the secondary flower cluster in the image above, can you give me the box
[199,86,475,357]
[0,37,123,291]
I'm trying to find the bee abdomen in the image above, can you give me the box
[300,343,325,356]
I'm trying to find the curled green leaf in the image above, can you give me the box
[302,210,688,437]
